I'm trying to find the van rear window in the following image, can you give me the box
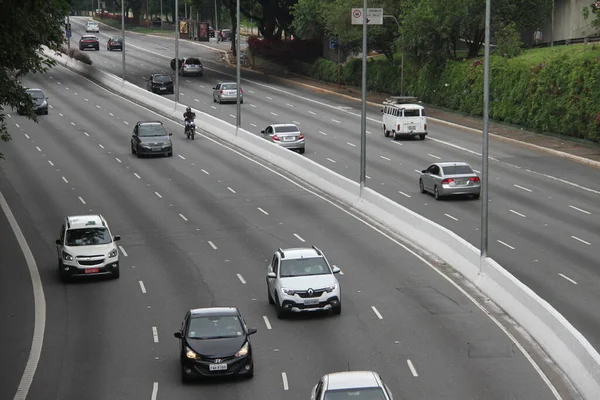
[404,109,421,117]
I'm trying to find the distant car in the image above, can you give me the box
[17,88,49,115]
[179,57,203,76]
[130,121,173,158]
[86,21,100,33]
[79,34,99,51]
[260,123,305,154]
[107,36,123,51]
[212,81,243,104]
[151,17,162,28]
[145,72,174,94]
[310,371,394,400]
[218,28,231,42]
[419,161,481,200]
[55,214,121,282]
[174,307,257,382]
[266,246,341,319]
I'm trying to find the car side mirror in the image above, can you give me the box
[168,133,173,136]
[260,130,265,134]
[113,235,121,241]
[267,272,276,278]
[212,86,216,90]
[421,169,427,173]
[55,239,61,245]
[132,134,136,138]
[380,109,383,114]
[247,327,258,335]
[174,331,182,339]
[46,97,50,100]
[332,266,341,274]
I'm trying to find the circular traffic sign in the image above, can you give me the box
[352,9,362,19]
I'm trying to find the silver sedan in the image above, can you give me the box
[419,161,480,200]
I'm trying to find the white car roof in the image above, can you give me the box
[272,124,300,130]
[66,214,106,230]
[325,371,382,390]
[281,247,321,260]
[437,161,471,168]
[386,103,423,110]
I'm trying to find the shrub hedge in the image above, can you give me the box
[58,45,93,65]
[287,44,600,142]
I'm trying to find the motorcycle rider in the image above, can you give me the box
[183,106,196,133]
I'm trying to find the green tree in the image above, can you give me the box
[0,0,71,160]
[582,1,600,30]
[290,0,325,40]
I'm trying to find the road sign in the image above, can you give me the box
[329,38,338,49]
[351,8,383,25]
[66,29,72,38]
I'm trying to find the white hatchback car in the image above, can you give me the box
[311,371,394,400]
[266,246,341,319]
[55,215,121,281]
[86,21,100,32]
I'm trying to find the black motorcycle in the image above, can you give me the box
[185,118,196,140]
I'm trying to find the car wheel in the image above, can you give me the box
[434,186,441,200]
[299,148,305,154]
[383,126,389,137]
[168,151,173,157]
[240,99,243,104]
[275,296,286,319]
[136,148,142,158]
[111,268,120,279]
[181,367,193,383]
[332,303,342,315]
[217,97,222,104]
[419,134,426,140]
[419,179,426,193]
[267,286,274,304]
[58,261,70,283]
[472,194,480,200]
[95,46,99,51]
[44,109,49,115]
[245,363,254,379]
[213,96,216,103]
[131,144,136,154]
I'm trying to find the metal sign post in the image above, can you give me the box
[121,2,125,80]
[236,0,241,132]
[480,0,492,268]
[175,0,180,103]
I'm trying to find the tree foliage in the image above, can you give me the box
[0,0,71,160]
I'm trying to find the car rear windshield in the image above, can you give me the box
[111,38,122,42]
[324,387,387,400]
[66,227,111,246]
[403,109,421,117]
[186,58,201,65]
[27,90,45,99]
[280,257,330,277]
[138,124,167,137]
[222,84,238,90]
[187,315,244,339]
[274,126,299,133]
[153,75,171,83]
[442,165,473,175]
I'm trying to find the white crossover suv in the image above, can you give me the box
[266,246,341,319]
[55,214,121,281]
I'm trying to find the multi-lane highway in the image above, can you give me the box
[0,50,575,399]
[63,17,600,355]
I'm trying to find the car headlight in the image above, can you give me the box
[41,101,47,107]
[62,251,73,261]
[109,248,118,258]
[186,347,199,359]
[281,287,296,295]
[235,342,249,357]
[325,284,338,293]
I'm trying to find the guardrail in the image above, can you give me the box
[41,47,600,399]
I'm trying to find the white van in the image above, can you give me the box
[381,97,427,140]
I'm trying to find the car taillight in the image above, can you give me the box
[220,89,223,94]
[441,178,454,184]
[424,123,427,131]
[272,134,280,141]
[470,177,480,182]
[397,124,400,131]
[298,133,304,139]
[240,89,243,94]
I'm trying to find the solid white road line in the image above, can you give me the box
[558,273,578,285]
[262,316,272,330]
[118,246,128,257]
[48,160,54,167]
[509,209,527,218]
[134,173,141,179]
[237,274,246,284]
[497,240,515,250]
[1,190,46,400]
[36,146,41,152]
[281,372,289,391]
[139,281,147,293]
[179,214,188,222]
[257,207,269,215]
[346,142,356,147]
[115,158,122,163]
[155,192,162,198]
[428,154,441,159]
[227,187,236,193]
[78,197,86,205]
[151,382,159,400]
[380,156,391,161]
[444,213,458,221]
[569,205,591,215]
[178,154,185,160]
[319,131,328,136]
[293,233,306,242]
[371,306,383,319]
[407,360,419,377]
[98,144,104,149]
[571,235,591,245]
[326,158,336,163]
[398,191,411,198]
[62,177,69,183]
[208,240,218,250]
[201,169,210,175]
[514,184,532,192]
[152,326,159,343]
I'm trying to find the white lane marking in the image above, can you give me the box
[571,235,591,245]
[371,306,383,319]
[525,168,600,195]
[57,82,61,85]
[367,130,371,134]
[237,274,246,284]
[227,187,236,193]
[293,233,306,242]
[155,192,162,198]
[70,122,76,126]
[250,104,256,107]
[266,96,273,100]
[497,240,515,250]
[428,154,441,159]
[281,372,289,391]
[84,132,89,136]
[319,131,328,136]
[1,191,46,400]
[250,123,257,127]
[407,360,419,377]
[74,93,78,96]
[308,111,316,115]
[23,132,27,137]
[514,184,532,192]
[346,142,356,147]
[194,98,199,102]
[569,205,591,215]
[509,209,527,218]
[61,177,69,183]
[115,158,122,163]
[380,155,391,161]
[84,98,89,101]
[326,158,336,163]
[78,197,86,205]
[124,121,129,125]
[185,80,191,83]
[229,114,236,118]
[201,169,210,175]
[152,326,159,343]
[392,141,403,147]
[48,160,54,167]
[99,144,104,149]
[139,281,147,293]
[558,273,578,285]
[109,112,114,116]
[151,382,158,400]
[262,316,272,330]
[414,169,422,174]
[270,112,278,116]
[35,146,41,152]
[178,154,186,160]
[332,119,341,123]
[208,240,218,250]
[398,191,411,198]
[286,103,294,107]
[96,105,100,109]
[444,213,458,221]
[65,87,69,91]
[366,175,371,180]
[257,207,269,215]
[134,173,141,179]
[293,120,300,124]
[211,105,217,109]
[179,214,188,222]
[118,245,128,257]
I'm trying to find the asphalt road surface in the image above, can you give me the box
[0,60,572,399]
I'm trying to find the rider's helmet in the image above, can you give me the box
[186,106,191,113]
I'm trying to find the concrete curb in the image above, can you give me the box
[42,47,600,399]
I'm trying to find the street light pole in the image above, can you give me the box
[160,0,163,30]
[215,0,218,37]
[359,0,367,193]
[175,0,180,103]
[121,0,125,80]
[235,0,241,132]
[551,0,555,47]
[480,0,491,266]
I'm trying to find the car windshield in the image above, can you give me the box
[83,36,97,40]
[153,75,171,83]
[324,387,388,400]
[403,109,421,117]
[442,165,473,175]
[222,84,238,90]
[65,228,111,246]
[138,124,167,137]
[280,257,330,277]
[27,90,44,99]
[274,126,299,133]
[186,58,201,65]
[187,315,244,339]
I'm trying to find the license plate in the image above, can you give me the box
[152,148,162,151]
[283,136,295,141]
[457,181,468,185]
[85,268,99,274]
[407,125,416,130]
[304,299,319,305]
[160,87,167,90]
[209,363,227,371]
